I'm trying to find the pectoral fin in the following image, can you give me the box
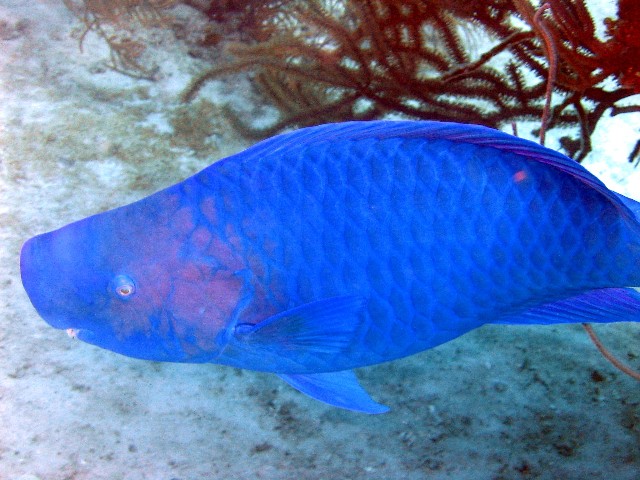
[233,297,388,413]
[278,370,389,414]
[234,296,365,357]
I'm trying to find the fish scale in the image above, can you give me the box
[21,121,640,413]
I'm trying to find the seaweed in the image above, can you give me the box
[183,0,640,162]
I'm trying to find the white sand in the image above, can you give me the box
[1,1,638,479]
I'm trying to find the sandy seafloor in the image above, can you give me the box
[1,1,639,479]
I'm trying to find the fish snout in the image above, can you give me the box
[20,231,88,330]
[20,236,43,306]
[20,235,62,328]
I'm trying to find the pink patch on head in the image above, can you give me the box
[171,207,196,236]
[168,267,243,353]
[247,252,266,277]
[191,227,211,251]
[178,263,204,282]
[110,261,173,340]
[137,225,180,260]
[208,236,244,271]
[225,223,245,253]
[200,197,218,225]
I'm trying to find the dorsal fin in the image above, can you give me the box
[616,193,640,222]
[215,120,638,222]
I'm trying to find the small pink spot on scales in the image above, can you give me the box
[513,170,528,183]
[224,223,245,254]
[247,251,266,277]
[262,237,278,256]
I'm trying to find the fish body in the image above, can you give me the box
[20,121,640,413]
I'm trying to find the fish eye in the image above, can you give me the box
[112,275,135,299]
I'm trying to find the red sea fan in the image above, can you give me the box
[183,0,640,162]
[605,0,640,93]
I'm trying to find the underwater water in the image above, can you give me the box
[1,1,639,479]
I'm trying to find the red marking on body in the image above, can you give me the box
[513,170,527,183]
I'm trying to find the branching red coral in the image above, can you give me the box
[184,1,548,134]
[62,1,640,162]
[512,0,640,159]
[183,0,640,162]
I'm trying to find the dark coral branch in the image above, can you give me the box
[628,141,640,166]
[185,0,550,133]
[442,31,534,81]
[583,324,640,381]
[179,0,640,163]
[532,3,556,145]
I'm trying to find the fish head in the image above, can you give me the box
[20,190,246,362]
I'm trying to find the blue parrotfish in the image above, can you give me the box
[20,121,640,413]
